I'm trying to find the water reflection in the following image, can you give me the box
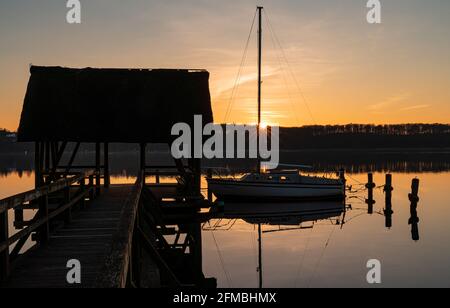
[0,156,447,287]
[201,172,439,287]
[3,150,450,177]
[221,201,345,227]
[206,201,346,288]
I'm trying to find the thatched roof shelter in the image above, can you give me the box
[18,66,213,143]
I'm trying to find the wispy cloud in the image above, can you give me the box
[368,93,410,111]
[400,104,430,111]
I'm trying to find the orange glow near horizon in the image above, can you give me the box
[1,1,450,131]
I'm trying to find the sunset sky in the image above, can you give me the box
[1,0,449,131]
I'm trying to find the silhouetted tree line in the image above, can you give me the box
[279,124,450,149]
[2,124,450,153]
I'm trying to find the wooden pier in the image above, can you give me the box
[1,66,216,288]
[1,171,215,288]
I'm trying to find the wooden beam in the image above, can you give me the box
[140,143,146,172]
[65,142,80,175]
[104,143,110,188]
[95,143,101,195]
[137,226,181,287]
[0,210,9,282]
[45,142,50,175]
[35,142,43,188]
[9,233,30,261]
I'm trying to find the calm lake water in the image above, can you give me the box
[1,153,450,288]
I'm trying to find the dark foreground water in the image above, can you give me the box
[1,151,450,288]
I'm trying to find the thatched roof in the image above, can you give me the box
[17,66,213,143]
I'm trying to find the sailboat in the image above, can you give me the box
[207,7,345,202]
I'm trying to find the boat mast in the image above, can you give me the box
[257,6,263,173]
[258,222,263,288]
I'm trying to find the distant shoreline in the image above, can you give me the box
[1,147,450,154]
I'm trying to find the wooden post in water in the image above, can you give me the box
[383,174,394,228]
[408,179,420,241]
[0,209,9,282]
[365,173,376,214]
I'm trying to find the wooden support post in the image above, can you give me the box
[95,143,101,195]
[35,142,43,188]
[45,142,50,178]
[207,169,213,202]
[104,143,110,188]
[383,174,394,229]
[38,195,49,245]
[339,169,346,197]
[88,175,95,200]
[51,142,57,172]
[408,179,420,241]
[190,223,203,285]
[140,143,146,185]
[365,173,376,214]
[14,208,24,230]
[140,143,146,171]
[64,186,72,223]
[0,210,9,282]
[339,169,346,184]
[155,170,160,184]
[80,179,86,209]
[191,159,202,197]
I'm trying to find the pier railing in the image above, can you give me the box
[0,170,98,282]
[96,171,182,288]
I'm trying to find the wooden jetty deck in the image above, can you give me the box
[1,170,215,288]
[4,185,133,288]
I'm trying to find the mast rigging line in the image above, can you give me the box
[223,9,258,123]
[209,226,233,287]
[263,9,301,126]
[263,8,317,125]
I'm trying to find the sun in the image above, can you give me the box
[259,122,269,129]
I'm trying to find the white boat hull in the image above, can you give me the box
[208,179,345,201]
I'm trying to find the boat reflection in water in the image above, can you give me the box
[222,201,345,225]
[208,200,346,288]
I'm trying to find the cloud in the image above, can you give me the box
[400,104,430,111]
[368,92,410,111]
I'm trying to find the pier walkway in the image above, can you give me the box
[0,170,214,288]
